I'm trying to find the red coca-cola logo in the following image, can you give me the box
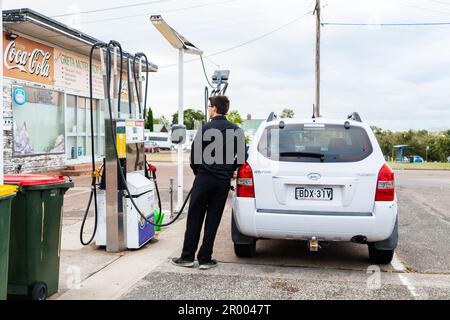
[4,40,51,78]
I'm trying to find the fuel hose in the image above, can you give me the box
[80,42,107,246]
[81,40,193,247]
[104,40,191,228]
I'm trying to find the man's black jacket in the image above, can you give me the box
[190,115,246,180]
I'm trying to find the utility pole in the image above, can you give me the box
[314,0,321,118]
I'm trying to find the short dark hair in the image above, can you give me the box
[209,96,230,115]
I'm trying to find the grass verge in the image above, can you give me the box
[388,161,450,171]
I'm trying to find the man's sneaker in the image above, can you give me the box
[199,259,218,270]
[171,257,195,268]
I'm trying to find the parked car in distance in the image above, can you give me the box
[144,141,160,153]
[410,155,424,163]
[232,113,398,264]
[146,133,173,151]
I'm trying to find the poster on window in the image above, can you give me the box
[12,86,65,156]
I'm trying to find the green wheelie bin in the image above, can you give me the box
[0,185,18,300]
[4,174,73,300]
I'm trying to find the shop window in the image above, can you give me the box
[13,86,64,156]
[67,95,77,133]
[66,94,103,160]
[66,95,77,159]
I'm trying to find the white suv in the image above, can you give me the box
[232,113,398,264]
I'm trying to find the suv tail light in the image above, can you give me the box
[237,163,255,198]
[375,163,395,201]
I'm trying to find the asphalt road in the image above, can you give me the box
[395,170,450,274]
[124,168,450,300]
[62,163,450,299]
[125,261,450,300]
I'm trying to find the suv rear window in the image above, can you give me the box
[258,124,373,163]
[149,137,169,142]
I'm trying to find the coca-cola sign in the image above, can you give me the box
[3,33,54,85]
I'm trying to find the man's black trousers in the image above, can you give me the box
[181,173,231,264]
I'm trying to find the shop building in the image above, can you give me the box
[2,8,158,174]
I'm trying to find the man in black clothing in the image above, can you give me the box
[172,96,246,270]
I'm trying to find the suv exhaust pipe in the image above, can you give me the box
[351,235,368,244]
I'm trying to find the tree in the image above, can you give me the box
[280,108,295,119]
[227,110,243,126]
[145,108,154,131]
[154,116,170,129]
[372,127,450,162]
[172,109,205,130]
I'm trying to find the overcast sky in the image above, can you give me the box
[4,0,450,131]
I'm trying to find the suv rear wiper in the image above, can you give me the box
[279,152,325,162]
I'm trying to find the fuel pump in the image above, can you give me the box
[80,40,192,251]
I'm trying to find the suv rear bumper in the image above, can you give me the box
[233,197,397,243]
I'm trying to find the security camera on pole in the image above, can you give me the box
[150,15,203,212]
[211,70,230,96]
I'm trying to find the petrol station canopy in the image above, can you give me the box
[2,8,159,73]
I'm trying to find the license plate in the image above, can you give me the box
[295,187,333,201]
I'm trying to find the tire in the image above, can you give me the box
[231,211,257,258]
[368,244,394,264]
[234,242,256,258]
[31,282,48,300]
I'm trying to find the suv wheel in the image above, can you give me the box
[234,241,256,258]
[232,211,257,258]
[368,244,394,264]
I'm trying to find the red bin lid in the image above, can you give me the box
[3,174,67,187]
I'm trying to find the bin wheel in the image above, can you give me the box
[31,282,48,300]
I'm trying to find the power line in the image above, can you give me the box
[51,0,170,18]
[159,11,313,69]
[205,12,313,58]
[322,22,450,26]
[94,11,281,45]
[395,2,450,16]
[103,13,299,47]
[80,0,239,25]
[204,57,221,68]
[430,0,450,6]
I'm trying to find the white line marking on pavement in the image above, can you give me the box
[391,253,421,300]
[398,274,420,300]
[391,253,407,272]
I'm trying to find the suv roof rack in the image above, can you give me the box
[267,112,278,122]
[347,112,362,122]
